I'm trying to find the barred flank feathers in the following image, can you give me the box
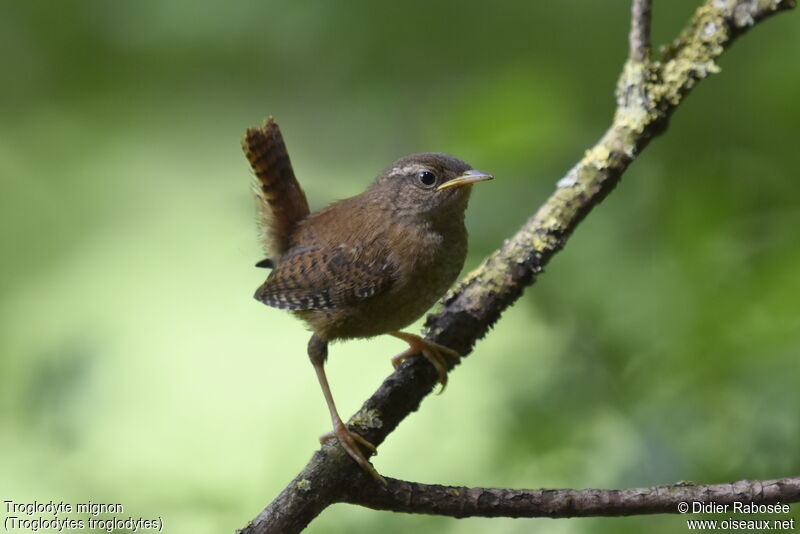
[255,285,335,311]
[242,117,310,256]
[253,243,396,312]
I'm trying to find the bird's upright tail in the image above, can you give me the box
[242,117,310,257]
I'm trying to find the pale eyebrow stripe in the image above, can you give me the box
[388,164,426,177]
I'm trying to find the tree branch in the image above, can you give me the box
[238,1,796,532]
[346,476,800,518]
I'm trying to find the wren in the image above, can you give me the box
[243,117,492,482]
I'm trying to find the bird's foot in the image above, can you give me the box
[389,331,460,393]
[319,421,384,483]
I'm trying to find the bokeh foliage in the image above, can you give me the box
[1,2,798,533]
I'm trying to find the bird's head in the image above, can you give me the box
[369,153,492,219]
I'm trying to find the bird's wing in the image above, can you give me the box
[254,243,397,311]
[242,117,310,257]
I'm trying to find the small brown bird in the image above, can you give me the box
[243,117,492,481]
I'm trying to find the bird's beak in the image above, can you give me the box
[436,169,494,191]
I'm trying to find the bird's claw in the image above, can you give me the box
[320,422,384,483]
[319,427,377,453]
[390,332,460,393]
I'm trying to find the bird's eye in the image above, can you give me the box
[417,171,437,187]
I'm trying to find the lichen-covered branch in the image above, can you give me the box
[346,476,800,518]
[424,0,794,357]
[238,1,796,533]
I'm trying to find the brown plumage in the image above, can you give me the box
[243,118,492,482]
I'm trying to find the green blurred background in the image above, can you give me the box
[1,1,798,533]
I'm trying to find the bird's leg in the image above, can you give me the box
[307,334,384,483]
[389,331,460,393]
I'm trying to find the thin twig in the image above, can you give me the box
[629,0,652,62]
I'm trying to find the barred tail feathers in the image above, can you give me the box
[242,117,310,256]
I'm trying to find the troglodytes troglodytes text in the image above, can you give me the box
[242,117,492,482]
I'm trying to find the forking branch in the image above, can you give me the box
[238,1,798,532]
